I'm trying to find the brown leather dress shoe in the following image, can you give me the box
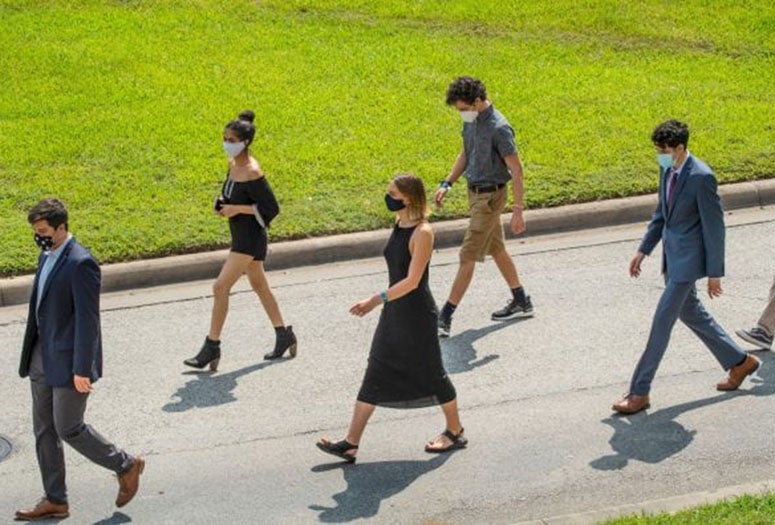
[717,354,761,391]
[15,498,69,521]
[116,456,145,508]
[612,394,650,415]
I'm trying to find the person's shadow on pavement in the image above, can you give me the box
[309,454,452,522]
[92,511,132,524]
[163,361,280,412]
[441,319,529,374]
[591,352,775,470]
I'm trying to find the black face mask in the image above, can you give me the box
[34,233,54,252]
[384,194,406,212]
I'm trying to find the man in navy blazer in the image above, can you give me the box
[15,199,145,521]
[613,120,760,415]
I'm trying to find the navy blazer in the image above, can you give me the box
[19,238,103,387]
[638,154,726,284]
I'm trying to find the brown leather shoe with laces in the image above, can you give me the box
[116,456,145,508]
[14,498,69,521]
[717,354,761,391]
[612,394,650,415]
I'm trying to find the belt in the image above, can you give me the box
[468,183,506,194]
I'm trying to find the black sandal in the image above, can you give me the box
[316,439,358,464]
[425,428,468,453]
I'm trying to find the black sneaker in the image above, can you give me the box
[438,314,452,338]
[735,327,773,351]
[491,296,534,321]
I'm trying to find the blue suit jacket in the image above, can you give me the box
[638,154,725,283]
[19,238,103,387]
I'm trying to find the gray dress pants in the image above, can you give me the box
[29,343,132,504]
[629,277,747,396]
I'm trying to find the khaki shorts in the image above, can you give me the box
[460,186,507,262]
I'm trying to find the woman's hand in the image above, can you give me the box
[349,295,382,317]
[220,204,240,218]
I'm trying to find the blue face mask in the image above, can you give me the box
[384,194,406,212]
[656,153,674,169]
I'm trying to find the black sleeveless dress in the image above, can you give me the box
[356,223,457,409]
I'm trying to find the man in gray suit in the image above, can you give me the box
[613,120,760,415]
[15,199,144,521]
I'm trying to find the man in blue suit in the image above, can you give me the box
[15,199,144,521]
[613,120,760,415]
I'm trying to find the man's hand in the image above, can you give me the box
[708,277,723,299]
[510,209,526,235]
[434,187,449,208]
[629,252,646,278]
[73,375,93,394]
[349,295,382,317]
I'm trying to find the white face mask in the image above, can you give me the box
[223,141,246,158]
[460,111,478,123]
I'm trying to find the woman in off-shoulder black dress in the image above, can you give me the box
[184,110,296,372]
[316,174,467,463]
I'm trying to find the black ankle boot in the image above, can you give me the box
[264,326,297,360]
[184,337,221,371]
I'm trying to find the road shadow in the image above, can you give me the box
[163,360,280,412]
[92,511,132,524]
[309,454,452,522]
[591,352,775,470]
[441,319,529,374]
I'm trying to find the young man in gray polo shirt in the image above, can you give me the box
[434,76,534,337]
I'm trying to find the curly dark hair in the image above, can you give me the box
[445,76,488,106]
[28,198,68,230]
[224,109,256,145]
[651,119,689,148]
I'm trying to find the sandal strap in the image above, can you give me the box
[441,428,464,443]
[330,439,358,452]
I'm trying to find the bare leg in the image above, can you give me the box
[345,401,376,445]
[318,401,375,460]
[245,260,285,327]
[492,248,521,289]
[426,398,465,451]
[208,252,253,340]
[447,259,476,305]
[440,398,463,434]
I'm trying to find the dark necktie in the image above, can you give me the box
[666,168,678,209]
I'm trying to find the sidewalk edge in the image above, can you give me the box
[1,179,773,307]
[514,478,775,524]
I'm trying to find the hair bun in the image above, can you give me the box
[238,110,255,123]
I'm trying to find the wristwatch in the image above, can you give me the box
[439,180,452,190]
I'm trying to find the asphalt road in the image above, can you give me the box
[1,206,774,524]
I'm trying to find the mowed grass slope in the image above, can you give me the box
[605,492,775,524]
[0,0,773,275]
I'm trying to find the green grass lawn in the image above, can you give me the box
[1,0,773,275]
[604,492,775,524]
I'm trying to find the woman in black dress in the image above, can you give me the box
[184,110,296,371]
[317,174,466,463]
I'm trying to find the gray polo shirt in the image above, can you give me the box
[462,104,518,186]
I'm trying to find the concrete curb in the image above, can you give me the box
[513,478,775,524]
[1,178,773,307]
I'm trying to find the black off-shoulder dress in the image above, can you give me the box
[220,175,279,261]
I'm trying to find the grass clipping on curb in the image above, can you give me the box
[0,0,773,275]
